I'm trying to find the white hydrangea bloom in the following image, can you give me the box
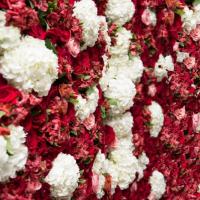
[106,112,133,139]
[75,86,99,121]
[137,152,149,180]
[0,11,21,52]
[176,51,189,63]
[0,125,28,183]
[110,147,138,189]
[0,36,58,96]
[110,28,132,56]
[73,0,100,50]
[45,153,80,200]
[105,0,135,26]
[104,76,136,115]
[154,54,174,81]
[118,56,144,83]
[148,101,164,138]
[149,170,166,200]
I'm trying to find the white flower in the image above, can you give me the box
[0,136,9,165]
[0,11,21,52]
[154,54,174,81]
[137,152,149,180]
[148,101,164,138]
[118,56,144,83]
[181,6,198,33]
[45,153,80,200]
[0,125,28,183]
[176,51,189,63]
[73,0,100,50]
[106,112,133,139]
[75,86,99,121]
[110,28,132,56]
[110,147,138,189]
[149,170,166,200]
[105,0,135,26]
[0,36,58,97]
[99,16,111,51]
[104,76,136,115]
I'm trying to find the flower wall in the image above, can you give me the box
[0,0,199,199]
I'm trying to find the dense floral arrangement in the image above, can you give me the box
[0,0,199,199]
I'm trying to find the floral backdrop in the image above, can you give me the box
[0,0,199,199]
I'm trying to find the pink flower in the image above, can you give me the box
[174,106,186,121]
[183,57,196,70]
[192,113,200,133]
[173,42,179,51]
[83,114,95,130]
[141,8,156,26]
[92,173,99,193]
[67,37,80,57]
[148,84,157,97]
[191,25,200,42]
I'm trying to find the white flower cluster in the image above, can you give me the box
[154,54,174,82]
[105,0,135,26]
[0,36,58,97]
[92,111,149,198]
[0,11,21,52]
[176,51,189,63]
[73,0,101,50]
[149,170,166,199]
[148,101,164,138]
[45,153,80,200]
[181,4,200,33]
[75,86,99,121]
[0,125,28,183]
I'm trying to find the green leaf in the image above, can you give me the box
[194,0,200,3]
[145,121,153,127]
[101,106,107,119]
[70,130,77,137]
[0,111,5,118]
[108,98,118,106]
[83,157,91,165]
[26,0,34,8]
[69,97,78,105]
[48,0,57,13]
[175,9,185,16]
[6,138,14,156]
[38,10,48,29]
[87,87,95,95]
[45,38,57,54]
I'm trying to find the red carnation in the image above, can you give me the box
[0,85,21,104]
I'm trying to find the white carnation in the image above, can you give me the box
[149,170,166,200]
[0,11,21,51]
[73,0,100,50]
[75,86,99,121]
[0,125,28,183]
[104,76,136,115]
[45,153,80,200]
[110,28,132,56]
[106,112,133,139]
[154,54,174,81]
[0,36,58,96]
[148,101,164,138]
[105,0,135,26]
[176,51,189,63]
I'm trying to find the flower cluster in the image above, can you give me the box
[0,0,199,199]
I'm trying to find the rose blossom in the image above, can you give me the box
[190,25,200,42]
[174,106,186,121]
[183,57,196,70]
[192,113,200,133]
[67,37,80,57]
[141,8,157,26]
[148,84,157,97]
[83,114,95,130]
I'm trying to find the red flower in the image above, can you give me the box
[0,126,10,136]
[103,125,116,148]
[0,85,21,104]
